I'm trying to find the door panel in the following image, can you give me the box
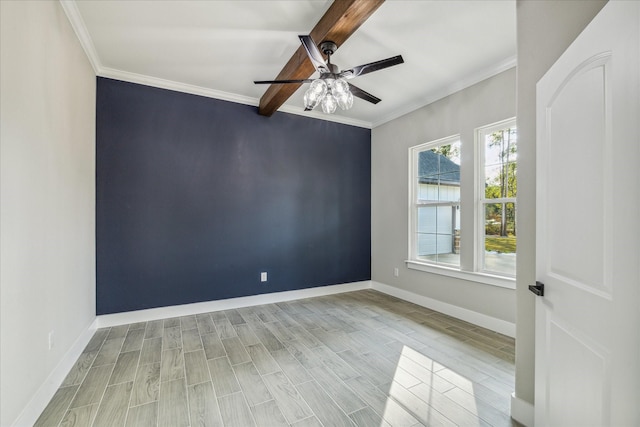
[546,57,610,295]
[547,319,610,426]
[535,2,639,426]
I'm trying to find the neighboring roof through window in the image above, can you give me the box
[418,150,460,186]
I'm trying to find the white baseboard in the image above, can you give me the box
[13,281,370,426]
[97,281,372,328]
[511,392,534,426]
[15,279,519,426]
[371,281,516,337]
[12,319,98,427]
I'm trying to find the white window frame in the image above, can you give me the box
[406,120,517,290]
[408,135,461,267]
[475,118,517,278]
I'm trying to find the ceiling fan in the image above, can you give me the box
[254,35,404,114]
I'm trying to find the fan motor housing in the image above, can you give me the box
[319,41,338,56]
[320,64,339,74]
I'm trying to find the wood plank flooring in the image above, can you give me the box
[35,290,520,426]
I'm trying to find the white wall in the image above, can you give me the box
[371,68,516,324]
[514,0,606,409]
[0,1,96,425]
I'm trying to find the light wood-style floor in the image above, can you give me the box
[35,289,519,426]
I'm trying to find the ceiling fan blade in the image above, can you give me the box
[254,79,314,84]
[299,35,330,74]
[348,83,381,104]
[339,55,404,79]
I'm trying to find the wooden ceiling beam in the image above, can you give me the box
[258,0,385,116]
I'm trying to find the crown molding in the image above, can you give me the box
[100,66,259,106]
[60,0,513,130]
[59,0,102,74]
[59,0,372,129]
[372,56,517,128]
[100,67,372,128]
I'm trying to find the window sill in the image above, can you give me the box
[405,260,516,290]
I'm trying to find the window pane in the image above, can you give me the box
[412,138,460,268]
[507,162,517,197]
[419,172,441,186]
[484,128,517,166]
[484,162,517,199]
[438,172,460,201]
[417,232,460,267]
[484,164,502,198]
[437,234,454,255]
[417,183,438,201]
[417,206,437,233]
[436,206,455,233]
[484,127,517,199]
[483,202,516,275]
[418,206,460,246]
[417,143,461,202]
[417,204,460,267]
[417,232,437,257]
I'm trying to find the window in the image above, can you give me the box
[409,136,461,267]
[477,120,517,277]
[408,119,517,286]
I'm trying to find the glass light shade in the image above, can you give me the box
[321,93,337,114]
[336,91,354,110]
[323,77,335,90]
[304,89,320,109]
[309,79,327,95]
[333,78,349,96]
[304,79,327,110]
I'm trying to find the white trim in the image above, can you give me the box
[59,0,515,131]
[59,0,101,74]
[510,392,535,427]
[12,319,99,427]
[100,67,260,108]
[371,281,515,337]
[14,282,370,425]
[406,260,516,290]
[59,0,371,129]
[12,279,519,426]
[408,135,462,264]
[98,68,372,129]
[97,281,371,328]
[372,59,517,128]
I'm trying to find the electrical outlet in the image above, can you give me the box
[260,272,267,282]
[394,267,399,277]
[48,331,54,350]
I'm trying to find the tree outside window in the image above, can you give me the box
[479,121,517,276]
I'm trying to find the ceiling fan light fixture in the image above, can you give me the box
[320,92,338,114]
[336,90,354,110]
[255,35,403,115]
[303,79,328,109]
[308,78,352,114]
[309,79,328,95]
[332,78,349,96]
[303,89,320,110]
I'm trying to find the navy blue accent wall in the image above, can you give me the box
[96,78,371,314]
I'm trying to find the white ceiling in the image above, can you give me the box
[63,0,516,128]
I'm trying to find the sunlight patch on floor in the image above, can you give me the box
[379,345,484,426]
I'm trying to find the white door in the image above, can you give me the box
[535,2,640,426]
